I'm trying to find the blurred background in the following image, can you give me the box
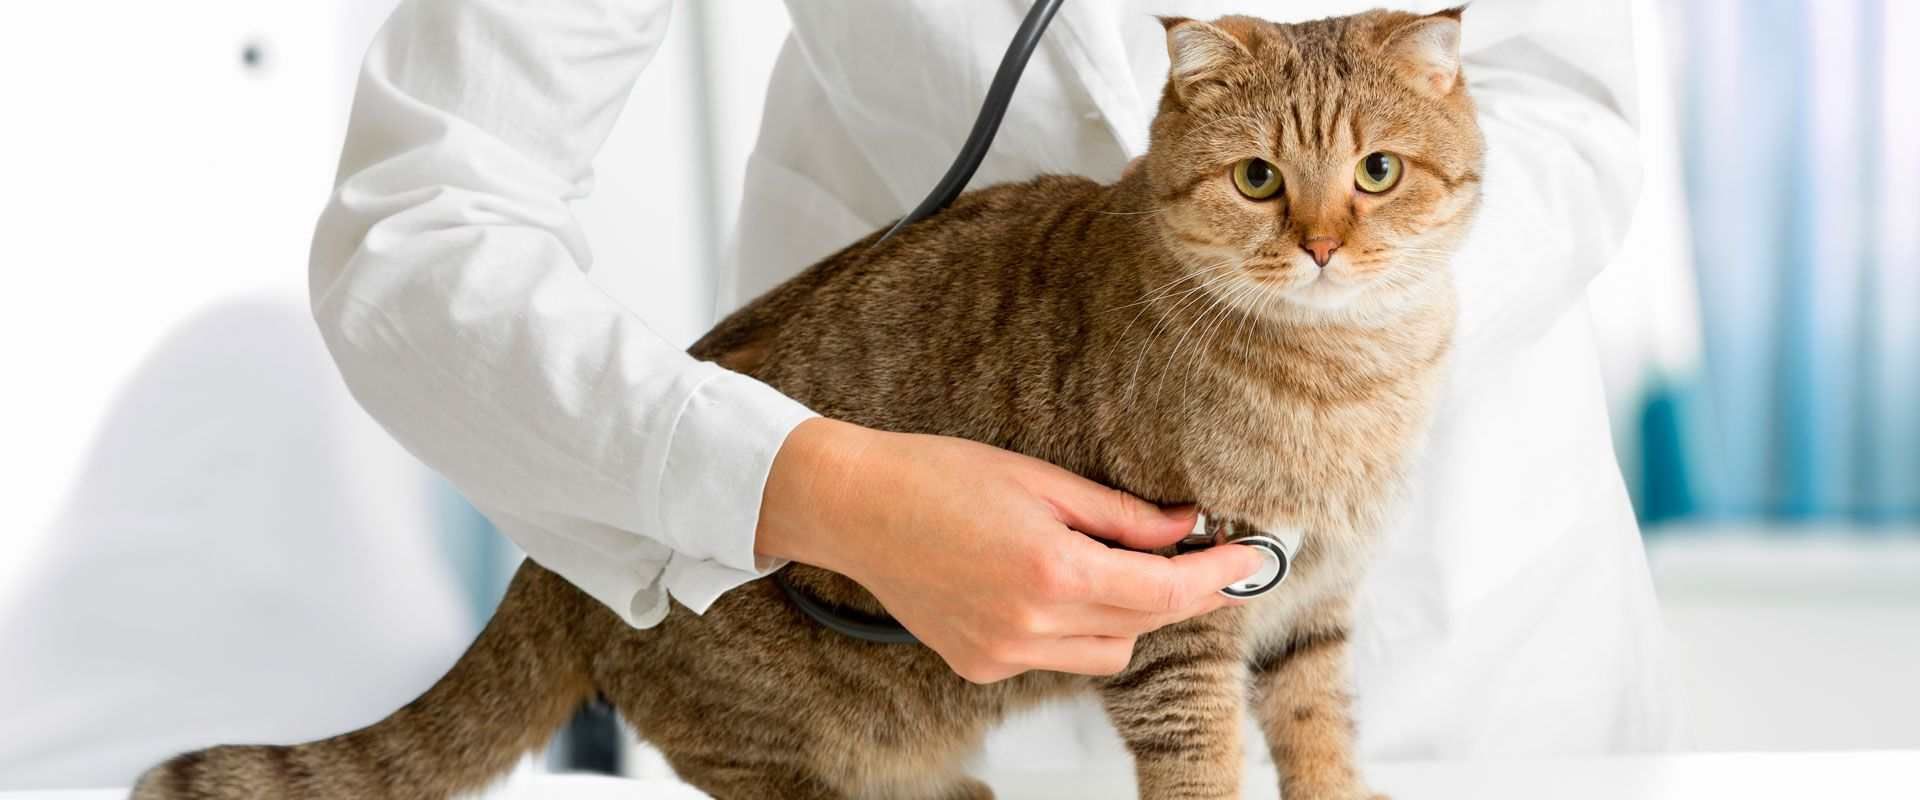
[0,0,1914,790]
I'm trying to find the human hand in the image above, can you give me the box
[755,418,1266,683]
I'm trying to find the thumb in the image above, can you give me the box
[1045,473,1196,549]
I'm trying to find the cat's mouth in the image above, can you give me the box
[1245,261,1370,309]
[1242,257,1320,283]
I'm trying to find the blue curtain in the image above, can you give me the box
[1641,0,1920,525]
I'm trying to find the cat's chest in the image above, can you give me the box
[1176,367,1432,530]
[1236,533,1373,653]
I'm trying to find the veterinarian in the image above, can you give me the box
[312,0,1667,760]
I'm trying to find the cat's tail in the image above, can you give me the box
[131,563,597,799]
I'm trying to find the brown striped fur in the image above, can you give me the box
[137,9,1480,800]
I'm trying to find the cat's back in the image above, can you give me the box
[692,174,1122,435]
[696,174,1108,346]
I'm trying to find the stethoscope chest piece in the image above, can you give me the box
[1220,534,1290,598]
[1181,513,1297,599]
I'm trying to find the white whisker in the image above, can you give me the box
[1122,267,1246,406]
[1106,259,1239,316]
[1162,279,1256,403]
[1172,280,1262,399]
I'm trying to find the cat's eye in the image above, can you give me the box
[1355,152,1403,193]
[1232,158,1283,200]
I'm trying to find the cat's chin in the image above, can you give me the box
[1280,276,1367,310]
[1270,277,1430,327]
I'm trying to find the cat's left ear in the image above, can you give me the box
[1159,16,1253,103]
[1381,7,1465,97]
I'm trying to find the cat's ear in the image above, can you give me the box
[1381,7,1465,97]
[1159,16,1252,102]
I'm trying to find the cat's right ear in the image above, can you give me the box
[1380,8,1465,97]
[1159,17,1252,103]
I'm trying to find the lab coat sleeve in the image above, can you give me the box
[1449,0,1643,373]
[307,0,816,627]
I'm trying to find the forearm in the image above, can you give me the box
[310,0,814,625]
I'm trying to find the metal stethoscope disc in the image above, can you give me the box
[1219,535,1290,598]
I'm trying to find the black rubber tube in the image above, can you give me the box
[776,573,923,645]
[876,0,1068,242]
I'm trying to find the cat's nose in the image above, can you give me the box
[1301,237,1342,267]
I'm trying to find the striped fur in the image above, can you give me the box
[136,10,1480,800]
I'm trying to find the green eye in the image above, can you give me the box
[1232,158,1283,200]
[1355,152,1403,193]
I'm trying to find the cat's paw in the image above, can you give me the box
[941,776,995,800]
[1279,785,1386,800]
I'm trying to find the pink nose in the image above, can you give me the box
[1301,237,1341,267]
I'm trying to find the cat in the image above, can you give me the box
[135,9,1482,800]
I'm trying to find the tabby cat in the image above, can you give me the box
[136,9,1482,799]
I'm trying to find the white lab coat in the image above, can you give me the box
[737,0,1668,761]
[312,0,1667,767]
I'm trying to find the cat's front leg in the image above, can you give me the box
[1248,617,1382,800]
[1097,611,1246,800]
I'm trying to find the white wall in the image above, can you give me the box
[3,4,343,579]
[1,1,374,589]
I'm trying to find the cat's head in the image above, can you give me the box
[1140,9,1484,321]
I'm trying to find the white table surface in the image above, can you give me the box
[12,751,1916,799]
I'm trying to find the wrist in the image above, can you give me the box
[754,416,880,573]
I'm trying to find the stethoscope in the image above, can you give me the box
[776,0,1295,645]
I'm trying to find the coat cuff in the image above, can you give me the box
[653,365,817,613]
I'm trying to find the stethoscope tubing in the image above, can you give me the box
[877,0,1068,242]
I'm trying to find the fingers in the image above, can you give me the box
[1015,635,1137,677]
[1083,543,1266,614]
[949,635,1137,684]
[1041,471,1196,549]
[1046,598,1233,639]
